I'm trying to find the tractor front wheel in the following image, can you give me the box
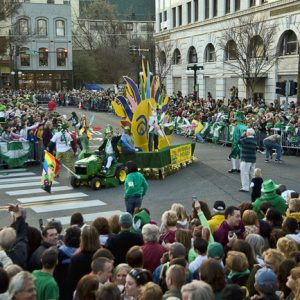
[90,177,101,190]
[70,176,81,188]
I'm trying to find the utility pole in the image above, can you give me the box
[187,64,203,100]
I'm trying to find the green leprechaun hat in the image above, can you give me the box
[261,179,279,193]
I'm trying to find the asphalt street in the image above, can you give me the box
[0,106,299,228]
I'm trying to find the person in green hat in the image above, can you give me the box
[228,111,247,173]
[98,125,120,173]
[253,179,286,219]
[48,123,74,174]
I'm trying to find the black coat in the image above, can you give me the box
[107,230,143,266]
[98,136,120,157]
[27,241,53,272]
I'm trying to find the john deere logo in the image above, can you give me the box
[136,115,147,136]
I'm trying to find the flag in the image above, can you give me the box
[41,151,60,193]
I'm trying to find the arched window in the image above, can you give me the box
[19,18,29,35]
[39,47,48,66]
[56,20,65,36]
[279,30,298,56]
[37,19,47,36]
[159,51,166,65]
[172,48,181,65]
[57,48,67,66]
[225,40,237,60]
[249,35,264,58]
[188,46,198,63]
[204,43,216,62]
[20,47,30,66]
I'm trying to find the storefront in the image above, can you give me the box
[18,71,72,90]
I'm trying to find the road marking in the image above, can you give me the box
[33,200,106,213]
[47,210,123,225]
[0,168,27,173]
[6,186,72,196]
[0,176,41,183]
[0,181,58,189]
[0,172,35,178]
[17,192,88,204]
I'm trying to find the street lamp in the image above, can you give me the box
[10,71,16,91]
[187,64,203,100]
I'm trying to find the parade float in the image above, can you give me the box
[112,60,196,179]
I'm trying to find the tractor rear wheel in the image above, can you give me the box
[116,165,127,184]
[70,176,81,188]
[90,177,101,190]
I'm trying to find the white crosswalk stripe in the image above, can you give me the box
[0,168,120,225]
[6,186,73,196]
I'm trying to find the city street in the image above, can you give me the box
[0,106,299,229]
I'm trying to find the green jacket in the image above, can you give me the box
[33,270,59,300]
[253,192,286,219]
[125,172,148,199]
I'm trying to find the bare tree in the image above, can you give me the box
[217,14,278,102]
[155,41,173,92]
[0,0,21,22]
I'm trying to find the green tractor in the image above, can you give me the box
[70,154,127,190]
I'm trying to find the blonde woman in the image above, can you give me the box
[171,203,189,229]
[276,237,298,259]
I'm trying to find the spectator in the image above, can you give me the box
[277,259,296,298]
[74,274,100,300]
[253,180,286,219]
[28,225,58,272]
[254,267,279,300]
[188,238,208,274]
[181,280,214,300]
[5,264,22,281]
[107,213,143,266]
[262,249,285,274]
[141,224,165,273]
[171,203,189,229]
[91,257,114,286]
[33,248,59,300]
[95,283,121,300]
[139,282,163,300]
[8,271,36,300]
[92,217,111,247]
[207,242,224,264]
[159,210,178,246]
[286,266,300,300]
[214,206,245,252]
[70,212,86,229]
[208,200,226,234]
[113,263,131,292]
[163,264,186,300]
[222,284,247,300]
[263,133,282,163]
[276,237,298,259]
[126,246,144,268]
[0,267,9,299]
[250,168,264,202]
[68,225,100,299]
[242,210,260,237]
[245,234,266,266]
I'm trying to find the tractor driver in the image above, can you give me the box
[98,126,120,173]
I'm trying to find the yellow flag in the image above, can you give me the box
[112,101,126,118]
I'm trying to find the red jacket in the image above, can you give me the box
[141,242,165,273]
[48,100,56,111]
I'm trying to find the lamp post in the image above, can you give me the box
[187,64,203,100]
[10,71,16,91]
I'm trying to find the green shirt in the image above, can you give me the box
[33,270,59,300]
[125,172,148,199]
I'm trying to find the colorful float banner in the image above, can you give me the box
[170,144,192,165]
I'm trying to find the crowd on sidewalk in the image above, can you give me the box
[0,176,300,300]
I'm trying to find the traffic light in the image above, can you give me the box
[276,81,286,96]
[289,81,298,96]
[129,45,139,56]
[64,48,68,57]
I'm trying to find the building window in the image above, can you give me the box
[250,36,264,58]
[250,0,255,7]
[39,47,48,66]
[205,43,216,62]
[225,0,230,14]
[225,40,237,60]
[125,22,133,31]
[172,48,181,65]
[37,19,47,36]
[188,46,197,63]
[194,0,198,21]
[19,18,29,35]
[164,11,167,21]
[205,0,209,19]
[279,30,298,55]
[178,6,182,26]
[20,47,30,66]
[56,20,65,36]
[172,7,176,27]
[47,0,54,3]
[235,0,240,11]
[187,2,192,24]
[57,48,67,66]
[213,0,218,17]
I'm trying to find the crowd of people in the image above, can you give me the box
[0,180,300,300]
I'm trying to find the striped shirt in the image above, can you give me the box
[239,136,257,163]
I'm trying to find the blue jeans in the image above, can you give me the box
[125,196,142,215]
[263,140,282,160]
[195,133,205,142]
